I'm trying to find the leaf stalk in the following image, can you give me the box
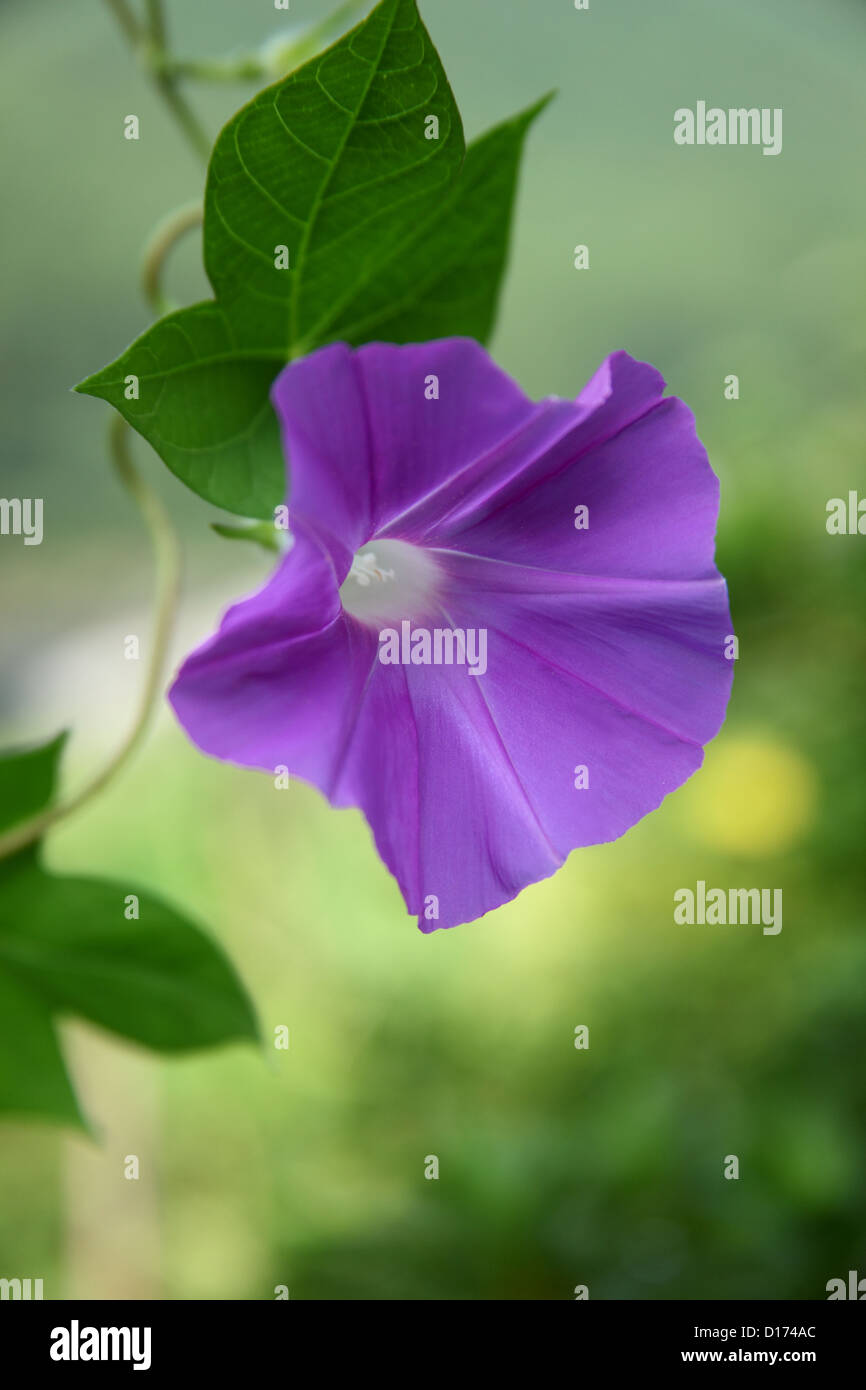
[0,419,181,863]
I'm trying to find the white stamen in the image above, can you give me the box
[339,538,441,626]
[347,551,396,587]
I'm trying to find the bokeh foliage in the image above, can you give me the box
[0,0,864,1299]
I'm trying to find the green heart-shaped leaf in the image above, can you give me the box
[0,737,258,1128]
[76,0,549,518]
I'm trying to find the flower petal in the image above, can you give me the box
[329,542,732,932]
[434,551,733,746]
[426,352,722,580]
[169,526,378,791]
[270,337,541,565]
[368,551,734,930]
[337,658,564,932]
[419,623,707,882]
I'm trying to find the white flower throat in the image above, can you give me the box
[339,537,442,627]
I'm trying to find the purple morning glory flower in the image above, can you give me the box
[169,338,733,933]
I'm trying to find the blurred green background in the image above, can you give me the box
[1,0,865,1299]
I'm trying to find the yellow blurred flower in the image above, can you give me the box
[678,733,817,855]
